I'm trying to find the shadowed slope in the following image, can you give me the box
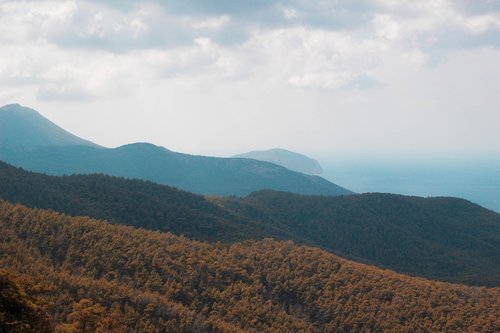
[0,269,52,332]
[0,161,294,242]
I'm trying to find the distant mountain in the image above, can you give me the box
[1,201,499,332]
[1,161,499,286]
[0,104,350,196]
[1,143,350,196]
[234,148,323,175]
[0,103,99,149]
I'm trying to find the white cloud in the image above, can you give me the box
[79,11,106,38]
[400,49,428,66]
[242,27,388,90]
[462,14,500,34]
[1,0,499,98]
[0,0,77,43]
[283,8,298,20]
[129,18,148,39]
[192,15,230,30]
[374,15,401,41]
[288,72,357,90]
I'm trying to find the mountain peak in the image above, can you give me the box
[117,142,173,153]
[1,103,22,108]
[0,103,37,114]
[1,102,21,108]
[0,104,99,149]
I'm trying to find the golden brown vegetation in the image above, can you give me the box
[0,201,499,332]
[0,269,51,332]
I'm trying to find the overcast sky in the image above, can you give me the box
[1,0,499,160]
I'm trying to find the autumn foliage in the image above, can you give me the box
[0,201,499,332]
[0,269,51,332]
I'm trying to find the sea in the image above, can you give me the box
[322,158,500,213]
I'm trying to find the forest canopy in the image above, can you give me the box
[0,201,499,332]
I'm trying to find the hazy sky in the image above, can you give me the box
[1,0,499,159]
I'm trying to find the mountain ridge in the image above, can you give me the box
[234,148,324,175]
[0,103,100,149]
[0,104,351,196]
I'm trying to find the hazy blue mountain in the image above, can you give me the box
[0,103,99,149]
[234,148,324,175]
[0,104,351,196]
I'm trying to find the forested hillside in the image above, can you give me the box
[222,191,500,286]
[0,201,499,332]
[0,161,292,242]
[1,161,499,286]
[0,269,52,332]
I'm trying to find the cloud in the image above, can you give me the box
[1,0,500,103]
[241,27,386,90]
[282,8,299,20]
[462,14,500,34]
[0,0,77,44]
[192,15,230,30]
[373,14,401,41]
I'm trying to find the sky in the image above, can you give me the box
[1,0,500,160]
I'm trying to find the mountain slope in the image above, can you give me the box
[1,162,499,286]
[0,161,294,242]
[0,269,52,332]
[1,201,498,332]
[0,104,350,196]
[1,143,349,196]
[234,148,324,175]
[222,190,500,286]
[0,104,98,149]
